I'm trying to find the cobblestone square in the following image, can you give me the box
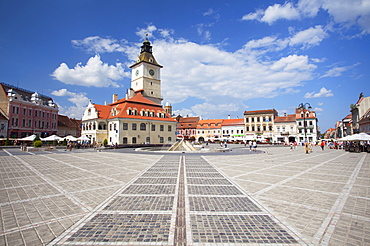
[0,146,369,245]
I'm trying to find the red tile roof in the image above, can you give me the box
[222,119,244,126]
[197,119,223,129]
[275,114,296,123]
[93,93,176,122]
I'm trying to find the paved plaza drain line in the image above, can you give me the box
[49,155,305,245]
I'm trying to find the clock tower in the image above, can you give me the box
[129,37,163,104]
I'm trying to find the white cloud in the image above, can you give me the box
[204,8,215,16]
[261,2,300,25]
[72,36,127,53]
[289,25,328,48]
[322,0,370,34]
[51,55,129,87]
[51,89,90,118]
[191,102,240,119]
[243,25,328,53]
[314,107,324,111]
[304,87,334,98]
[64,26,319,119]
[242,0,370,35]
[320,63,360,78]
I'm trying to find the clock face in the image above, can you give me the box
[135,70,139,76]
[149,69,155,76]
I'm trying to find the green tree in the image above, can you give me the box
[62,138,67,146]
[5,138,10,146]
[103,139,108,146]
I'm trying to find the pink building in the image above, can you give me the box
[0,83,58,138]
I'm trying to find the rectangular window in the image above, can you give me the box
[132,123,137,130]
[151,124,155,131]
[168,125,172,132]
[160,125,164,131]
[29,109,32,116]
[123,123,128,130]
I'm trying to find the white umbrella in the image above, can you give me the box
[64,135,78,141]
[339,133,370,141]
[41,135,62,141]
[77,135,90,141]
[337,135,351,141]
[348,133,370,141]
[18,134,37,141]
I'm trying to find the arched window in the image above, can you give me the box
[132,137,137,144]
[123,137,128,144]
[168,137,172,143]
[140,123,146,131]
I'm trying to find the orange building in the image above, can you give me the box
[196,119,223,142]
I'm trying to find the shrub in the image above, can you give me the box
[62,139,67,146]
[34,140,43,148]
[5,138,10,146]
[103,139,108,146]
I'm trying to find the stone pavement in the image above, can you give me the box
[0,145,369,245]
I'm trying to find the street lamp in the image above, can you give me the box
[298,103,312,142]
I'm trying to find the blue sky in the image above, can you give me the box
[1,0,369,132]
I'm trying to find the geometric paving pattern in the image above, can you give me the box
[3,147,368,245]
[50,155,302,245]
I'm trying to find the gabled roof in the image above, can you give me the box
[275,114,296,123]
[197,119,223,129]
[222,119,244,126]
[92,93,175,122]
[178,117,199,123]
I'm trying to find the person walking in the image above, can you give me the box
[253,140,257,151]
[249,140,253,151]
[320,141,325,151]
[304,141,310,154]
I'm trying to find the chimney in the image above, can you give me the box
[112,94,118,103]
[228,115,231,119]
[284,113,287,116]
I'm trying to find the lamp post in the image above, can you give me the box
[298,103,312,142]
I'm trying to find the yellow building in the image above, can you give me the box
[244,109,278,142]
